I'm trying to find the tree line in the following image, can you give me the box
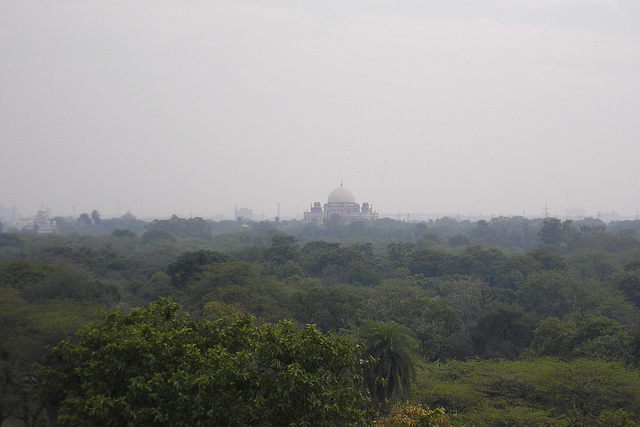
[1,215,640,425]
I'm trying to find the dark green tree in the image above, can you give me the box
[516,271,583,320]
[38,298,370,426]
[497,254,543,289]
[289,281,364,332]
[166,249,231,287]
[470,304,536,359]
[77,213,91,227]
[263,232,300,275]
[453,246,507,285]
[539,217,562,249]
[527,247,567,271]
[299,241,341,275]
[529,314,634,362]
[615,260,640,308]
[408,249,454,277]
[387,242,416,269]
[0,286,100,426]
[302,243,378,285]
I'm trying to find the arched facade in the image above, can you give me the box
[303,185,378,225]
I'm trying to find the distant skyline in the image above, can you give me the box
[1,196,636,224]
[2,1,639,220]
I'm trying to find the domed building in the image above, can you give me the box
[303,185,378,225]
[23,205,59,234]
[119,210,137,222]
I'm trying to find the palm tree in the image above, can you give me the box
[359,320,419,406]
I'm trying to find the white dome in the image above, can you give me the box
[328,186,356,204]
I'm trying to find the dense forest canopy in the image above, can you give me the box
[1,214,640,425]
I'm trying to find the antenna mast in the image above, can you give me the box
[542,203,551,218]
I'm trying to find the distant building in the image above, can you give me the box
[598,211,620,223]
[235,207,254,221]
[565,208,587,220]
[120,210,137,222]
[23,205,59,234]
[303,185,378,225]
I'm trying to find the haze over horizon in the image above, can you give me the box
[2,1,639,220]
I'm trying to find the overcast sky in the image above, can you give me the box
[2,0,639,220]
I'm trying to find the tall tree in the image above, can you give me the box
[90,210,101,225]
[77,213,91,227]
[359,321,419,406]
[539,217,562,249]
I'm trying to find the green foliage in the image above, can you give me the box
[517,269,637,324]
[364,282,461,361]
[30,243,148,281]
[125,272,175,305]
[346,265,382,286]
[615,267,640,308]
[471,216,540,250]
[359,321,419,406]
[299,241,382,285]
[539,217,563,248]
[2,217,639,425]
[624,259,640,272]
[38,298,370,426]
[448,235,470,247]
[527,247,567,271]
[141,228,178,245]
[0,260,120,304]
[567,249,621,281]
[261,232,304,279]
[408,249,453,277]
[427,276,493,323]
[111,228,136,238]
[596,409,638,426]
[387,242,416,269]
[497,254,542,289]
[166,249,231,287]
[263,232,299,265]
[408,246,507,285]
[470,304,536,359]
[0,233,26,249]
[455,246,508,285]
[416,358,640,426]
[289,280,364,332]
[183,261,291,321]
[0,286,101,425]
[0,233,26,262]
[516,271,583,319]
[529,314,633,362]
[0,260,62,289]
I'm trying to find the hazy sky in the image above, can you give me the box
[2,0,639,220]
